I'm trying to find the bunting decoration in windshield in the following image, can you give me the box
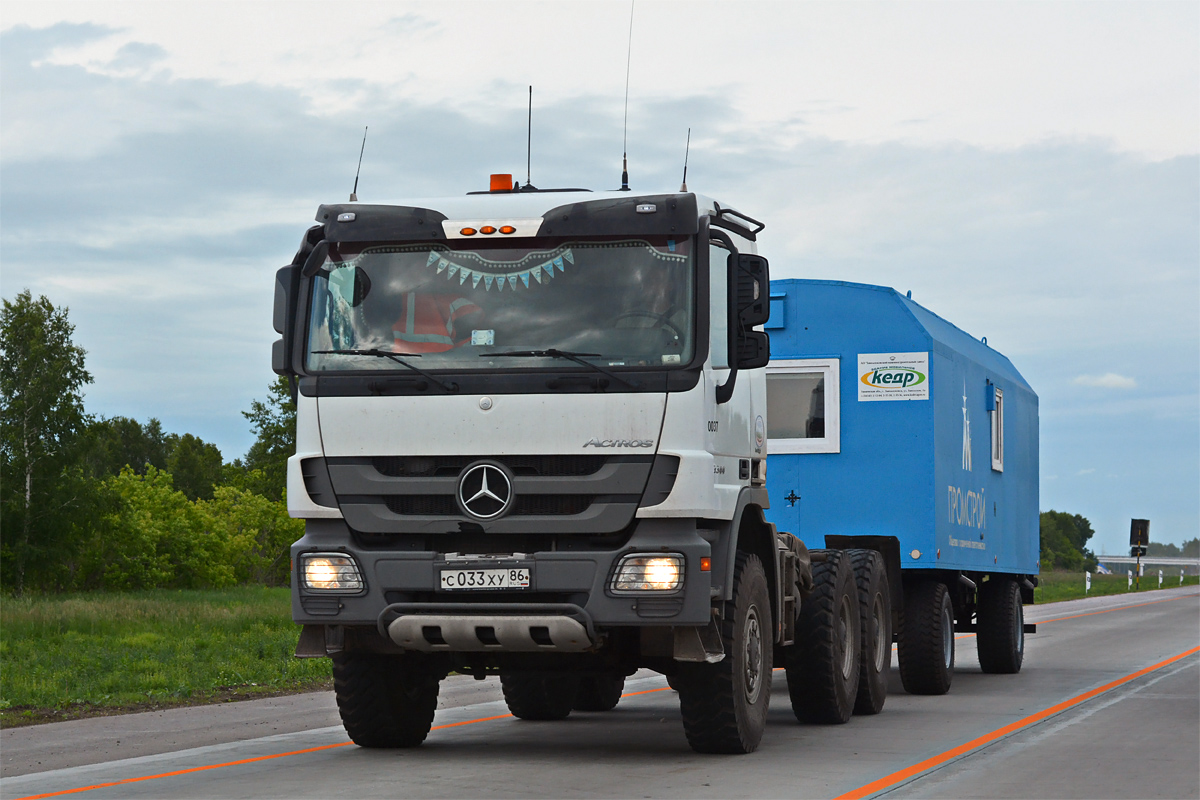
[427,247,575,292]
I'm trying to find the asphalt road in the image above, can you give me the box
[3,586,1197,800]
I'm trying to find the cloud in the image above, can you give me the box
[1073,373,1138,389]
[1077,469,1097,476]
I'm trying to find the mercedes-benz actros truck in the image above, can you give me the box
[272,177,1035,754]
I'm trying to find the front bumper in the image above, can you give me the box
[291,517,714,645]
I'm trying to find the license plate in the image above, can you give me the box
[440,568,531,591]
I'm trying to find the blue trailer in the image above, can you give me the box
[762,278,1039,693]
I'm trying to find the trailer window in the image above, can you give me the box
[765,359,840,454]
[990,386,1004,472]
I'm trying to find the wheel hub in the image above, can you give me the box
[744,604,764,703]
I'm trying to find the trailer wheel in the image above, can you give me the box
[847,549,891,715]
[500,673,580,720]
[332,653,441,748]
[977,578,1024,674]
[898,580,955,695]
[784,549,861,724]
[675,552,772,753]
[573,674,626,711]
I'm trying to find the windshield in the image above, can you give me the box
[305,236,694,372]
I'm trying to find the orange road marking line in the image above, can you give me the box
[13,742,356,800]
[831,644,1200,800]
[15,688,678,800]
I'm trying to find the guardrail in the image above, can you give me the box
[1095,555,1200,567]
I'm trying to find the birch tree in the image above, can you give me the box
[0,290,92,594]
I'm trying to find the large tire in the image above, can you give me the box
[977,578,1024,674]
[898,580,955,695]
[784,549,861,724]
[573,674,625,712]
[500,673,580,720]
[847,549,891,715]
[332,653,441,748]
[675,552,772,754]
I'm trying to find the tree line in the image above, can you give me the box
[1,290,299,595]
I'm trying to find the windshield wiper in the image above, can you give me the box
[485,349,640,389]
[313,349,459,393]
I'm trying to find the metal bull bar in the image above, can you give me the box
[377,602,596,653]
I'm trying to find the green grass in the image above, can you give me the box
[1034,570,1198,604]
[0,587,331,727]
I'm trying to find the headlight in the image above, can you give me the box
[611,554,684,593]
[300,553,364,592]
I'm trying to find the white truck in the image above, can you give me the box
[273,182,898,753]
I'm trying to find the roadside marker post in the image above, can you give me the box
[1127,570,1132,589]
[1085,572,1091,593]
[1158,569,1163,588]
[1182,569,1186,585]
[1130,519,1149,590]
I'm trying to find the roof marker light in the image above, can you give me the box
[499,225,516,235]
[480,226,497,235]
[460,227,477,236]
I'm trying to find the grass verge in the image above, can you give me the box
[0,586,331,728]
[1034,570,1198,603]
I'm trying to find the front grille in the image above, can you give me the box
[328,454,653,535]
[385,494,594,516]
[373,455,608,478]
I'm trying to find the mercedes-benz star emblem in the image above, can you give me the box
[457,462,513,520]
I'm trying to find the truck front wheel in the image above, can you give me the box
[332,653,442,748]
[501,673,580,720]
[784,549,861,724]
[675,552,772,754]
[977,578,1024,674]
[898,580,955,695]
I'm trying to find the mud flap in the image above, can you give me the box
[673,617,726,663]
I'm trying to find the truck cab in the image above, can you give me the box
[272,186,798,754]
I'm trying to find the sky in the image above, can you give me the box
[1,1,1197,554]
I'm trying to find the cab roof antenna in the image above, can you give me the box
[349,126,368,202]
[619,0,635,192]
[522,86,537,191]
[679,128,691,192]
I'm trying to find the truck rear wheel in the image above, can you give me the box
[332,653,441,748]
[573,674,625,712]
[977,578,1024,674]
[500,673,580,720]
[675,552,772,754]
[898,580,955,695]
[847,549,891,715]
[784,549,861,724]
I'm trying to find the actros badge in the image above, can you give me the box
[457,462,514,520]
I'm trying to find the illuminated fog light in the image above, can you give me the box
[611,554,684,593]
[301,554,363,592]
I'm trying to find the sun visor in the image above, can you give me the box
[317,204,449,243]
[537,194,698,238]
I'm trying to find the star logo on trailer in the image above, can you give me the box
[457,462,513,520]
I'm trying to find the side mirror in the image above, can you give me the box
[733,254,770,327]
[273,265,299,377]
[736,331,770,369]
